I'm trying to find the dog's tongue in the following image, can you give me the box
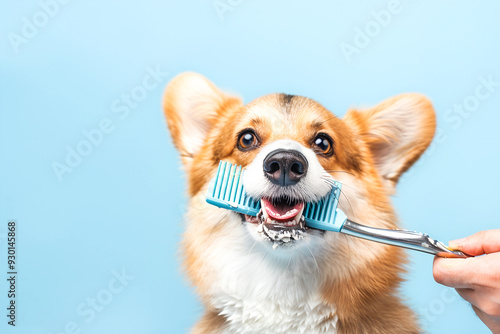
[262,198,304,221]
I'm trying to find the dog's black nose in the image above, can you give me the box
[263,149,308,186]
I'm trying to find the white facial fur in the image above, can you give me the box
[243,139,332,203]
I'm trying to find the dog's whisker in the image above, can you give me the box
[247,239,258,256]
[321,170,365,196]
[280,251,295,282]
[323,170,356,177]
[340,189,356,220]
[254,251,268,273]
[322,177,364,197]
[338,182,364,196]
[321,174,358,219]
[305,244,320,275]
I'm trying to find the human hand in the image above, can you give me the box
[433,230,500,333]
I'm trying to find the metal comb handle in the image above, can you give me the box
[341,220,470,258]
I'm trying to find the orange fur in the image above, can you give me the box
[163,73,436,333]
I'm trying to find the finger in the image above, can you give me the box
[458,288,500,329]
[471,305,500,333]
[456,287,477,305]
[449,229,500,256]
[433,256,480,288]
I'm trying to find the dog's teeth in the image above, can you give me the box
[258,202,308,244]
[299,216,305,229]
[257,210,264,224]
[260,200,269,219]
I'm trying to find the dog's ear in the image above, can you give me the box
[163,72,242,168]
[345,94,435,194]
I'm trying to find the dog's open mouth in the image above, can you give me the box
[244,196,306,248]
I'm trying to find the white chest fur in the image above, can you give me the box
[202,212,338,334]
[212,292,337,334]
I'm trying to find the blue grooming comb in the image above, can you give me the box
[206,161,470,258]
[206,161,347,232]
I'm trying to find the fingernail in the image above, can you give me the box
[449,238,466,249]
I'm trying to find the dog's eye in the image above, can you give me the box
[237,130,259,151]
[312,134,333,156]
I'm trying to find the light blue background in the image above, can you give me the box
[1,1,499,333]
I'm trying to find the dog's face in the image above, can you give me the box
[163,72,435,294]
[219,94,366,252]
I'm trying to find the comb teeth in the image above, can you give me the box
[205,161,347,232]
[206,161,260,216]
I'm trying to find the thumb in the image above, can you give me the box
[449,229,500,256]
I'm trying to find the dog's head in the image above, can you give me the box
[163,72,435,282]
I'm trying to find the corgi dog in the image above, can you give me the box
[163,72,435,334]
